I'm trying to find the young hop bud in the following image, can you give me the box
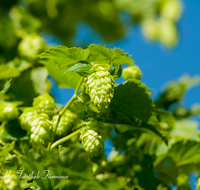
[18,33,44,60]
[27,115,53,146]
[122,66,142,80]
[86,71,115,111]
[52,110,78,136]
[19,107,37,130]
[33,93,56,111]
[3,172,20,190]
[79,119,107,157]
[0,102,18,122]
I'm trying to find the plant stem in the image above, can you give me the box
[49,77,84,150]
[51,129,81,149]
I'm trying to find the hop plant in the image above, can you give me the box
[52,110,78,136]
[33,93,56,111]
[0,102,18,122]
[3,173,20,190]
[79,119,107,157]
[122,66,142,80]
[27,115,53,146]
[19,107,37,130]
[85,70,115,111]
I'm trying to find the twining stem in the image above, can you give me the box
[51,129,81,149]
[49,77,84,150]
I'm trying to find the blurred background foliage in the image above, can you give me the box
[0,0,183,105]
[1,0,200,190]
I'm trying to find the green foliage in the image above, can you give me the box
[0,65,21,80]
[67,61,93,76]
[38,46,90,67]
[0,79,11,100]
[110,80,153,122]
[0,1,198,188]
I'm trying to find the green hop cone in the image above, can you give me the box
[158,18,178,48]
[86,71,115,111]
[33,93,56,111]
[79,119,107,157]
[19,107,37,130]
[0,102,18,122]
[122,66,142,80]
[3,172,20,190]
[27,115,53,146]
[53,110,78,136]
[142,18,159,41]
[160,0,182,21]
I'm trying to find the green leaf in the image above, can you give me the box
[156,109,176,129]
[112,48,134,66]
[67,61,93,76]
[38,45,90,67]
[5,69,36,106]
[31,67,48,94]
[41,60,80,89]
[154,156,178,184]
[88,44,114,65]
[140,122,168,145]
[0,64,21,80]
[0,79,11,100]
[110,80,153,122]
[0,141,15,161]
[168,140,200,167]
[171,120,199,140]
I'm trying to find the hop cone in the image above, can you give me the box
[79,119,107,157]
[27,115,53,146]
[86,71,115,111]
[158,19,177,48]
[3,173,20,190]
[160,0,182,21]
[33,93,56,111]
[0,102,18,121]
[122,66,142,80]
[18,34,44,60]
[53,110,78,136]
[142,18,159,41]
[19,107,37,130]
